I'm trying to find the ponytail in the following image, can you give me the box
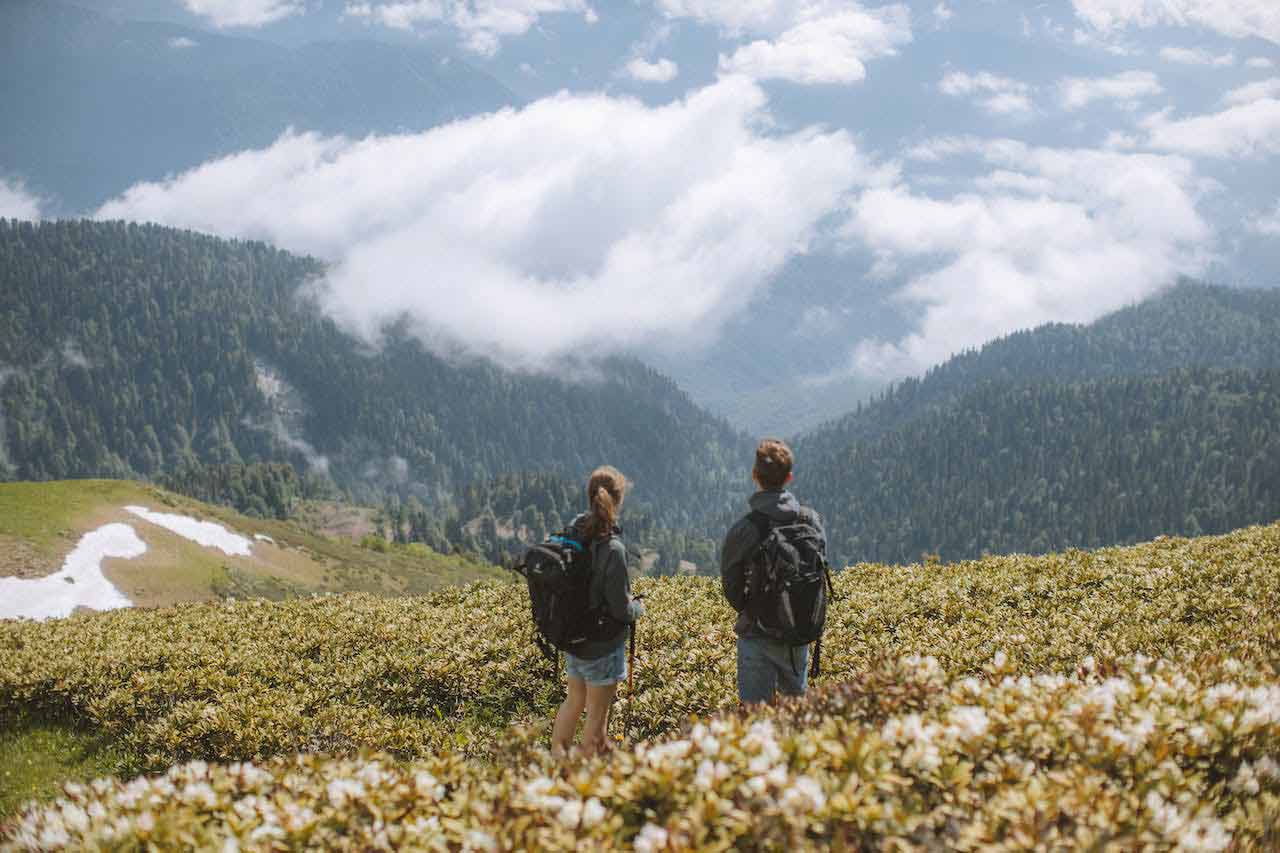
[583,465,628,541]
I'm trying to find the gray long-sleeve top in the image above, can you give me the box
[565,515,642,660]
[720,489,825,638]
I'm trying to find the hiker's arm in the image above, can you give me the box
[720,520,751,612]
[603,541,642,623]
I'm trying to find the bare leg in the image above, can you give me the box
[579,682,618,758]
[552,677,587,757]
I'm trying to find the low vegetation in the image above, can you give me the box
[2,521,1278,847]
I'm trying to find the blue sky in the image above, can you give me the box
[7,0,1279,414]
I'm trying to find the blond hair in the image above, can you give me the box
[583,465,628,541]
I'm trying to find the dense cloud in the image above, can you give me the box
[839,140,1211,378]
[181,0,305,28]
[656,1,912,85]
[0,179,42,220]
[1141,79,1280,158]
[97,78,868,368]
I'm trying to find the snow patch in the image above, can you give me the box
[254,534,275,544]
[124,506,252,556]
[0,524,145,620]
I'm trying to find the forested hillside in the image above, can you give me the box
[797,282,1280,456]
[805,367,1280,565]
[0,220,748,569]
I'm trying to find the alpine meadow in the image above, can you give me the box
[3,0,1280,850]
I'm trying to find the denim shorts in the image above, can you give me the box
[565,641,628,687]
[737,635,808,705]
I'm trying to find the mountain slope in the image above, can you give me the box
[803,367,1280,566]
[797,282,1280,457]
[0,0,518,212]
[0,479,501,614]
[0,220,749,552]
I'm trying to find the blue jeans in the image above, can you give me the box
[737,636,808,704]
[565,640,627,687]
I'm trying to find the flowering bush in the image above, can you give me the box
[4,655,1278,850]
[2,522,1279,848]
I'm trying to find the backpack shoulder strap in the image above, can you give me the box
[748,510,773,543]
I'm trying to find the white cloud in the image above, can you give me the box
[97,79,869,368]
[939,71,1034,116]
[344,0,597,55]
[169,36,200,49]
[1072,0,1280,45]
[625,57,679,83]
[840,140,1211,378]
[1059,70,1162,110]
[1224,77,1280,105]
[1158,46,1235,66]
[1141,94,1280,158]
[1250,202,1280,235]
[656,1,912,85]
[1248,57,1275,69]
[0,179,43,220]
[933,2,952,25]
[181,0,305,28]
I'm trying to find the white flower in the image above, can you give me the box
[557,799,583,828]
[634,823,669,853]
[326,778,366,808]
[782,775,826,814]
[992,651,1008,669]
[60,804,89,833]
[358,762,387,788]
[647,739,692,767]
[581,798,607,829]
[222,837,240,853]
[766,765,788,788]
[946,706,990,741]
[182,782,218,809]
[1230,763,1261,796]
[414,771,445,801]
[136,811,155,834]
[1178,817,1232,851]
[38,823,71,848]
[464,830,497,852]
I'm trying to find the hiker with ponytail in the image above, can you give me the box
[551,465,644,757]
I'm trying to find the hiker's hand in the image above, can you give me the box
[632,599,647,619]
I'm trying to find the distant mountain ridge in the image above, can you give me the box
[0,0,518,211]
[797,283,1280,457]
[794,283,1280,566]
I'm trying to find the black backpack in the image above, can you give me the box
[747,510,836,675]
[515,527,620,662]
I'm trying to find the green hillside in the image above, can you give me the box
[0,220,748,571]
[2,521,1278,845]
[798,281,1280,452]
[0,480,502,608]
[801,367,1280,566]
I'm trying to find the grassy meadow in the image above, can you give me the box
[1,520,1277,848]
